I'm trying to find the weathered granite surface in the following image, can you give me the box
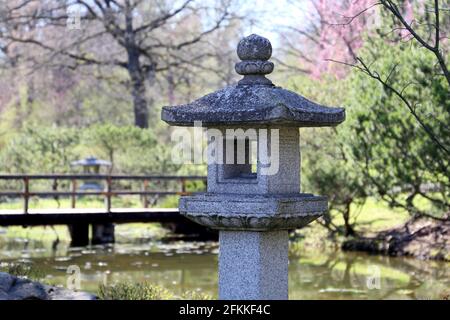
[206,127,301,195]
[180,193,326,231]
[0,272,96,300]
[161,84,345,126]
[219,230,288,300]
[236,34,272,61]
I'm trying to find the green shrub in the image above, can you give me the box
[1,263,45,281]
[180,290,213,300]
[98,282,173,300]
[97,281,212,300]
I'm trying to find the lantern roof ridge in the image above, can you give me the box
[161,34,345,127]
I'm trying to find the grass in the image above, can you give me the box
[98,282,212,300]
[0,190,184,211]
[332,197,410,233]
[0,262,45,282]
[0,196,161,210]
[98,281,172,300]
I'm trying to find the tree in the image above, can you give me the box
[276,0,375,78]
[0,126,80,173]
[333,0,450,155]
[286,72,368,237]
[337,1,450,219]
[82,123,180,175]
[283,0,449,232]
[344,36,449,220]
[302,127,367,236]
[0,0,238,128]
[280,0,450,135]
[83,124,137,172]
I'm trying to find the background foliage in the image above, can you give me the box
[0,0,448,237]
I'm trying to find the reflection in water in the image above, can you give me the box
[0,235,448,299]
[289,250,449,299]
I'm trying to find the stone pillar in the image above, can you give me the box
[91,223,115,245]
[68,224,89,247]
[219,230,288,300]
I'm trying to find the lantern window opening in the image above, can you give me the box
[222,136,257,181]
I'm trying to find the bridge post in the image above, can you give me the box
[23,177,29,214]
[92,176,115,245]
[91,223,115,245]
[142,179,149,208]
[71,179,77,208]
[180,178,186,194]
[68,223,89,247]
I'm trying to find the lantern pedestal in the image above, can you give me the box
[219,230,288,300]
[181,193,327,300]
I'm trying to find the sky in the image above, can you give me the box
[239,0,310,49]
[64,0,311,50]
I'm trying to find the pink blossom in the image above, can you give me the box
[298,0,416,79]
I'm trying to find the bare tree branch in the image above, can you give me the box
[329,57,449,156]
[380,0,450,87]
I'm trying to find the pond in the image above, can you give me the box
[0,228,448,300]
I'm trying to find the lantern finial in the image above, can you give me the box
[235,34,274,85]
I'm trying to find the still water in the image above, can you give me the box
[0,229,448,300]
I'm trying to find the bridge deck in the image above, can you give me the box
[0,208,183,226]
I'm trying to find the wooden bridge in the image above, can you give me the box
[0,174,208,245]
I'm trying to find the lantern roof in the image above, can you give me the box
[161,34,345,127]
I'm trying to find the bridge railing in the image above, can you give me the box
[0,174,207,213]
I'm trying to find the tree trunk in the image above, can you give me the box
[343,201,355,237]
[124,4,149,129]
[128,56,149,128]
[131,72,148,128]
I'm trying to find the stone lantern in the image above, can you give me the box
[71,156,112,191]
[161,34,345,300]
[70,156,114,246]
